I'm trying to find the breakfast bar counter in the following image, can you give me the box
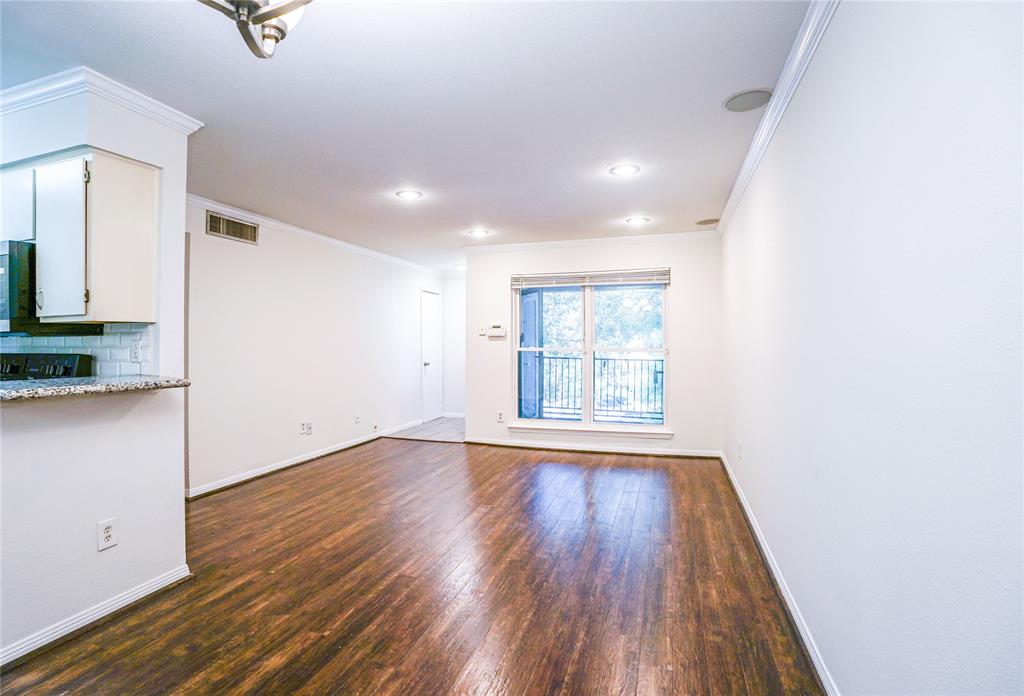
[0,375,190,402]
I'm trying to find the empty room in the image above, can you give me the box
[0,1,1020,694]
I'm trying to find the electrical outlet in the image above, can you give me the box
[97,518,118,551]
[354,415,361,425]
[299,422,313,436]
[129,340,143,364]
[496,411,504,423]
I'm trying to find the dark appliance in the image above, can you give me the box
[1,353,93,381]
[0,240,101,336]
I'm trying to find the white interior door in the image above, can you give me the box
[421,290,443,422]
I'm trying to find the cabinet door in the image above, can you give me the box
[0,167,35,241]
[34,158,87,317]
[87,151,157,323]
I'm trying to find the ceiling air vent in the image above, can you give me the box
[206,210,258,245]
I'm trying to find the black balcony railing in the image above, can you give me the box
[538,355,583,420]
[593,356,664,424]
[520,354,664,424]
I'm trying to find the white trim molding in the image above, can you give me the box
[467,437,721,459]
[507,421,674,440]
[0,564,191,666]
[464,230,720,255]
[185,419,424,498]
[0,66,203,135]
[720,455,840,695]
[717,0,840,233]
[441,412,466,419]
[188,194,441,275]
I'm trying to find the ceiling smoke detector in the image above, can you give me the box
[724,89,772,112]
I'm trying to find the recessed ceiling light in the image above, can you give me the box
[625,216,651,226]
[696,218,719,226]
[609,164,642,177]
[724,89,772,112]
[395,189,424,200]
[466,227,491,238]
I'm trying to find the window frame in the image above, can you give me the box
[516,285,585,422]
[510,281,671,435]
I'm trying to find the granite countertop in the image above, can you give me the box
[0,375,190,402]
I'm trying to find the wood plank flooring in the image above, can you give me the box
[1,439,821,695]
[387,416,465,443]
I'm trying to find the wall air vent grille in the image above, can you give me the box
[206,210,258,245]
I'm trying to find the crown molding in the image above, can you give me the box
[463,229,720,255]
[187,194,441,275]
[717,0,840,233]
[0,66,203,135]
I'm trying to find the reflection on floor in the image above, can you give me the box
[387,416,465,443]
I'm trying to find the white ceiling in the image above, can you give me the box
[1,1,807,269]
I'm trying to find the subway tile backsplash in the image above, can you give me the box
[0,324,154,376]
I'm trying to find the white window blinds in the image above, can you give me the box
[510,268,670,289]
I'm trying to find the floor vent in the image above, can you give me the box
[206,210,258,245]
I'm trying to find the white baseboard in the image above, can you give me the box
[0,563,191,666]
[465,436,722,458]
[441,412,466,418]
[720,455,840,695]
[185,420,423,498]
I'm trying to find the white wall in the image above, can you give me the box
[0,71,196,662]
[1,393,189,661]
[464,234,722,454]
[442,273,466,416]
[721,3,1022,694]
[186,197,441,496]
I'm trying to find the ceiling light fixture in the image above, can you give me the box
[625,216,651,226]
[696,218,719,226]
[198,0,312,59]
[724,89,772,112]
[467,227,491,238]
[395,189,424,201]
[609,164,642,177]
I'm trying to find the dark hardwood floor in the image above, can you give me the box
[1,439,821,695]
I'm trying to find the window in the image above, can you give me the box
[517,286,584,421]
[514,269,668,427]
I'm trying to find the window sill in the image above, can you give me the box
[507,420,674,439]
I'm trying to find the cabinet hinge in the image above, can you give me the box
[83,289,90,303]
[83,169,91,184]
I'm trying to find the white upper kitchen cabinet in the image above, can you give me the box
[35,150,158,323]
[34,158,87,317]
[0,167,35,241]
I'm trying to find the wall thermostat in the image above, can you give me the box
[485,324,507,338]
